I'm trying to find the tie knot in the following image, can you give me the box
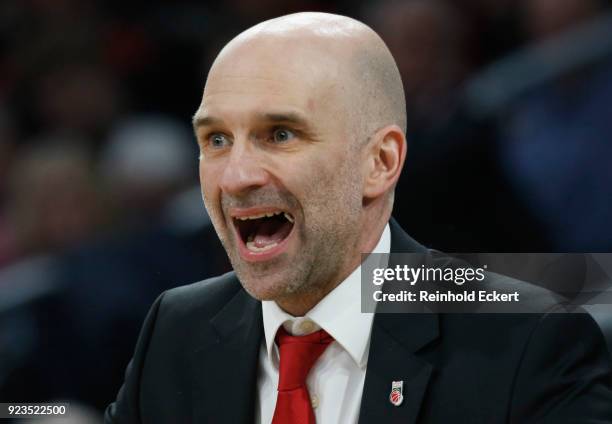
[275,327,334,391]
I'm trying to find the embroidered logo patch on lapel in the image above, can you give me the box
[389,380,404,406]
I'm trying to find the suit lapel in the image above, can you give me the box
[359,313,438,423]
[358,218,439,423]
[190,279,263,424]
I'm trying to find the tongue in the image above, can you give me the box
[252,219,292,248]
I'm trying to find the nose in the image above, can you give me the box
[218,141,269,196]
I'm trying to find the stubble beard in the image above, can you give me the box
[209,166,364,306]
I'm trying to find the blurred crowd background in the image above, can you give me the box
[1,0,611,420]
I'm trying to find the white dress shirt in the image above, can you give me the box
[255,223,391,424]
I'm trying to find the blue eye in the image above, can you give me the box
[208,133,230,148]
[272,128,295,143]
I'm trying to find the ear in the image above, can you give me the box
[362,124,406,200]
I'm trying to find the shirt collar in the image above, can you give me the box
[262,223,391,368]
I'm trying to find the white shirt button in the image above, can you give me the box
[311,394,319,409]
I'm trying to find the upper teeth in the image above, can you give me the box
[235,211,294,222]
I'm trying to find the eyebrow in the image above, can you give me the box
[192,114,223,131]
[192,111,311,132]
[257,112,310,127]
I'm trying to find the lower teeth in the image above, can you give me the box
[246,240,278,253]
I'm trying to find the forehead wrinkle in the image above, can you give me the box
[204,85,297,98]
[207,51,323,89]
[201,90,313,123]
[205,74,305,93]
[202,64,326,125]
[204,66,319,100]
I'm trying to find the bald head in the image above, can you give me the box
[205,12,406,144]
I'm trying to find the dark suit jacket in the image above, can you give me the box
[105,220,612,423]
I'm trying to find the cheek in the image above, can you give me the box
[199,162,223,215]
[298,150,361,205]
[199,158,222,189]
[322,151,363,203]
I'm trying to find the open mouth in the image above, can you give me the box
[232,210,295,255]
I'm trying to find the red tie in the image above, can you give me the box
[271,326,334,424]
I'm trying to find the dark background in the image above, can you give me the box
[1,0,611,420]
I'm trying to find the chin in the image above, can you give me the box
[239,277,293,301]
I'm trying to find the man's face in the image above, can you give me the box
[194,39,366,302]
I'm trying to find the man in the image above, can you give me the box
[105,12,612,423]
